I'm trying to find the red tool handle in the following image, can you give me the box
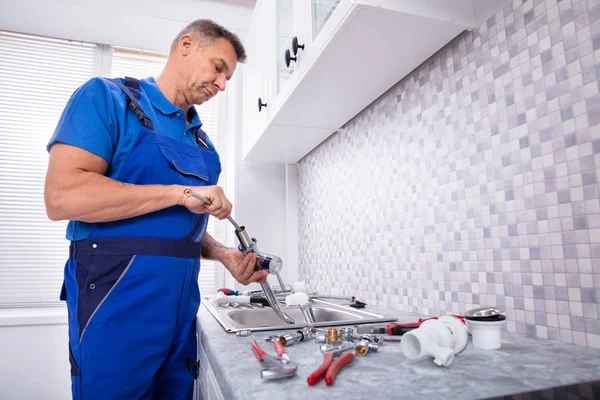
[251,339,267,361]
[387,323,420,336]
[325,352,355,386]
[417,315,466,325]
[273,339,287,358]
[307,352,334,386]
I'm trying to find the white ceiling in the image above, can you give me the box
[217,0,256,7]
[0,0,257,51]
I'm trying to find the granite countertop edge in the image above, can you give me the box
[196,302,600,400]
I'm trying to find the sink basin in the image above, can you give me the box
[202,297,397,333]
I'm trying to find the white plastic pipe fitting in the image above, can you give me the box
[400,316,468,367]
[466,319,506,350]
[285,291,309,306]
[215,291,251,306]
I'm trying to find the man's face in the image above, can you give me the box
[184,37,238,105]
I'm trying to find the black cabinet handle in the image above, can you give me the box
[292,36,304,55]
[258,97,267,112]
[285,49,297,68]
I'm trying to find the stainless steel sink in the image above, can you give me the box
[202,297,397,333]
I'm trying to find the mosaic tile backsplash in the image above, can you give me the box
[298,0,600,348]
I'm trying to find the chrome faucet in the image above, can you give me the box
[184,188,298,325]
[259,281,297,324]
[231,219,297,325]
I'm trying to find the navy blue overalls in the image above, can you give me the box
[61,77,220,399]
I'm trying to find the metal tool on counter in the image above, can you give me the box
[278,327,316,347]
[354,335,379,357]
[357,322,420,336]
[307,352,355,386]
[340,327,354,342]
[357,315,467,336]
[326,328,340,345]
[320,341,355,355]
[251,339,297,380]
[184,188,297,325]
[351,332,399,343]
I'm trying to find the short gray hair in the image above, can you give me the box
[171,19,247,63]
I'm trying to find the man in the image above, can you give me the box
[44,19,267,399]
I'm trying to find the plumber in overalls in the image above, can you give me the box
[44,19,268,400]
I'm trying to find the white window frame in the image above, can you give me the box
[0,33,232,324]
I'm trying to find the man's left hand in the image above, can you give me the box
[220,248,269,285]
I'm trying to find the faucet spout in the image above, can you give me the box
[260,282,297,324]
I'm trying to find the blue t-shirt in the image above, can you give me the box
[47,77,219,240]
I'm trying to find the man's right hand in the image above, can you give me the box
[178,185,232,220]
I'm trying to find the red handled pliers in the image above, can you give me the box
[251,339,297,380]
[307,352,355,386]
[385,315,466,335]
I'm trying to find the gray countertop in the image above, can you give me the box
[196,303,600,400]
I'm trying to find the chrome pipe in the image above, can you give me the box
[309,294,356,302]
[279,328,313,347]
[273,272,287,296]
[260,282,296,325]
[300,302,316,326]
[320,341,355,355]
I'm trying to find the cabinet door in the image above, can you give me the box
[242,0,276,138]
[311,0,342,39]
[197,342,226,400]
[276,0,293,94]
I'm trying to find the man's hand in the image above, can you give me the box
[178,185,232,220]
[220,248,269,285]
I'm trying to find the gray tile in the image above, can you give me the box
[298,0,600,349]
[541,48,554,64]
[571,316,586,332]
[564,134,577,148]
[582,171,597,185]
[574,216,588,229]
[556,287,569,301]
[581,288,597,303]
[563,245,578,259]
[506,189,515,201]
[558,190,572,203]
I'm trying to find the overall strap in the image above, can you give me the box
[107,77,155,131]
[195,127,208,148]
[183,214,207,242]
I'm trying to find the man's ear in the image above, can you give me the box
[179,34,194,56]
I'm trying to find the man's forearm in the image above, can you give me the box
[45,169,183,223]
[201,232,229,261]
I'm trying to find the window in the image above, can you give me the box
[0,34,227,307]
[110,47,167,79]
[0,31,96,306]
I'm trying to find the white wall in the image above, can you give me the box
[0,311,70,400]
[0,0,254,52]
[224,66,299,293]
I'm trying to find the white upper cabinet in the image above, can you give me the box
[242,0,508,163]
[241,0,276,139]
